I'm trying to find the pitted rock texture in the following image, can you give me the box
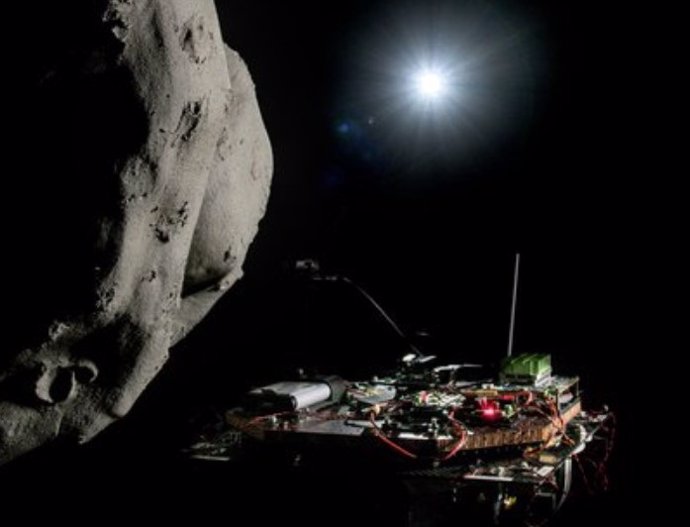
[0,0,272,464]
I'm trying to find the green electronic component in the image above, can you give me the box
[500,353,552,385]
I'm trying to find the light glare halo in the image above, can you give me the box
[414,69,447,100]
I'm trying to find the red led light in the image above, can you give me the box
[478,398,502,422]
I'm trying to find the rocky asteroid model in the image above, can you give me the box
[0,1,272,464]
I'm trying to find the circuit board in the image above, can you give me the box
[187,354,613,527]
[226,361,583,464]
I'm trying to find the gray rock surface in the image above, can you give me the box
[0,0,272,464]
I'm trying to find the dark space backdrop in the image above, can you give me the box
[3,0,668,524]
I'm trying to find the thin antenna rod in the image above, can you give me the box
[507,252,521,357]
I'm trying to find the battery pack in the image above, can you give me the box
[248,381,332,411]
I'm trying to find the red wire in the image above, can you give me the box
[582,412,616,492]
[368,412,418,459]
[442,416,468,461]
[574,453,594,495]
[597,413,616,490]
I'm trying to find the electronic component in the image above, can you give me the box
[206,356,611,527]
[184,259,613,527]
[500,353,552,385]
[244,376,346,412]
[228,362,583,458]
[248,381,332,410]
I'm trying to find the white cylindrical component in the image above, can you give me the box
[253,381,332,409]
[289,382,332,409]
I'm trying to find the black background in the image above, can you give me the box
[3,0,670,524]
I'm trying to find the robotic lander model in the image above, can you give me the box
[187,258,614,526]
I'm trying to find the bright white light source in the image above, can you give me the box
[414,69,447,100]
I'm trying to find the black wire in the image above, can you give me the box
[340,276,423,357]
[313,274,423,357]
